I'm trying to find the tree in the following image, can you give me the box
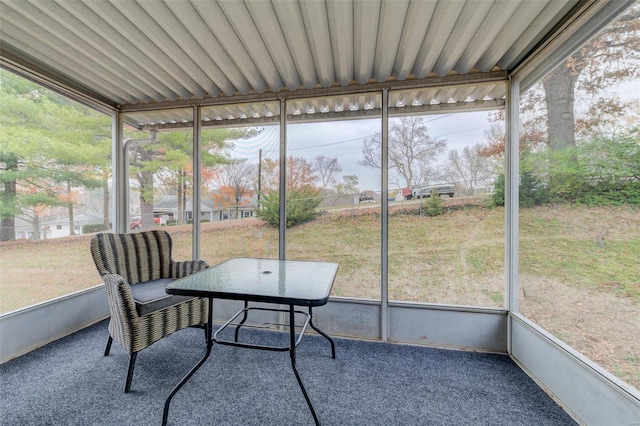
[127,141,163,229]
[529,4,640,150]
[312,155,342,189]
[256,186,321,227]
[335,175,359,195]
[446,143,498,196]
[256,156,322,227]
[423,189,443,216]
[360,116,446,188]
[210,159,256,219]
[154,130,195,225]
[482,6,640,207]
[48,136,105,235]
[483,5,639,156]
[0,153,26,241]
[0,69,111,240]
[259,156,318,192]
[129,127,256,227]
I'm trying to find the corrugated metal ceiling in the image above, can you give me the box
[1,0,583,128]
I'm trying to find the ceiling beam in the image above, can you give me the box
[139,98,505,131]
[122,71,508,113]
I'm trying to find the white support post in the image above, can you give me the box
[279,98,287,261]
[505,75,520,353]
[381,88,389,343]
[112,110,127,234]
[193,105,202,260]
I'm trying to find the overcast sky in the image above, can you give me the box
[233,110,495,191]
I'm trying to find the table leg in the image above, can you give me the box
[234,300,249,342]
[308,306,336,359]
[162,298,214,426]
[289,305,321,426]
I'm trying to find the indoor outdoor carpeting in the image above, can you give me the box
[0,319,576,425]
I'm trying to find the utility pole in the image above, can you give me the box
[257,148,262,204]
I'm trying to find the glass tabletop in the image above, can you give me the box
[166,258,339,306]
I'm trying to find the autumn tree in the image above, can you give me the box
[259,156,318,192]
[481,5,640,206]
[210,159,256,219]
[258,157,279,193]
[482,4,639,156]
[553,8,638,147]
[524,4,640,150]
[360,116,446,188]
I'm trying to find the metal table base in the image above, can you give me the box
[162,299,335,425]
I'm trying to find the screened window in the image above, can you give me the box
[0,70,112,313]
[517,7,640,391]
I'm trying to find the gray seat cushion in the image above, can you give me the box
[129,278,195,316]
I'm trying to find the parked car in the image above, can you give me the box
[129,216,163,230]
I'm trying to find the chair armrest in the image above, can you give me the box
[170,260,209,279]
[103,273,139,321]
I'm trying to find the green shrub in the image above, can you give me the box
[423,189,443,216]
[519,171,548,207]
[489,172,548,208]
[82,223,109,234]
[574,180,640,206]
[491,174,505,207]
[518,131,640,206]
[257,187,322,227]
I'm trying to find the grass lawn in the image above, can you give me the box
[0,202,638,389]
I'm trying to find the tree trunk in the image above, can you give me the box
[176,169,183,225]
[67,181,75,235]
[102,178,110,228]
[32,214,41,240]
[1,180,16,241]
[133,147,155,230]
[542,65,578,150]
[181,169,187,224]
[139,170,154,229]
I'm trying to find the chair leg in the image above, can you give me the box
[124,353,137,393]
[104,336,113,356]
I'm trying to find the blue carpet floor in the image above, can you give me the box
[0,320,576,425]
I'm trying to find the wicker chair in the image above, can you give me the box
[90,230,209,392]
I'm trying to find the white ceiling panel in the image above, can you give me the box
[353,0,380,84]
[412,0,467,78]
[372,0,408,83]
[432,0,494,76]
[219,0,285,92]
[163,1,249,96]
[393,0,438,81]
[454,0,522,75]
[1,0,614,128]
[326,0,354,86]
[497,0,579,70]
[272,1,318,89]
[192,0,268,94]
[245,1,301,91]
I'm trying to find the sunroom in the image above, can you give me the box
[1,1,639,424]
